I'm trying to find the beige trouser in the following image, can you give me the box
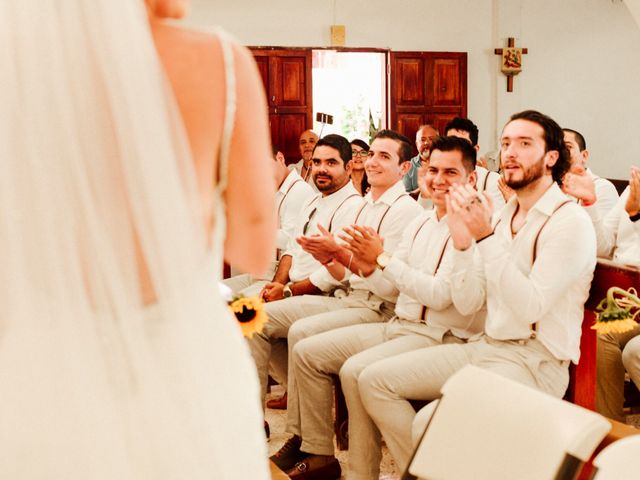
[248,290,394,408]
[596,324,640,421]
[221,274,267,298]
[290,317,463,479]
[358,335,570,476]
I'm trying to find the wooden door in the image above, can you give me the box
[250,48,313,164]
[389,52,467,150]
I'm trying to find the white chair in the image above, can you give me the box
[405,365,612,480]
[592,435,640,479]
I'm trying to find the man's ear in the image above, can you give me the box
[581,149,590,167]
[400,160,412,176]
[468,170,478,189]
[545,150,559,169]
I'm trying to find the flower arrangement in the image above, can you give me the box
[592,287,640,335]
[229,296,268,338]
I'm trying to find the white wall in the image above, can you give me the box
[186,0,640,179]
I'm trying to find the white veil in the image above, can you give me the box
[0,1,267,478]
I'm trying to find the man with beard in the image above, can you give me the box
[356,111,597,474]
[290,129,319,190]
[250,134,363,426]
[403,124,438,193]
[267,130,422,478]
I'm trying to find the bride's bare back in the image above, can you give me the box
[147,4,275,277]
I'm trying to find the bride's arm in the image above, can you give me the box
[224,43,277,276]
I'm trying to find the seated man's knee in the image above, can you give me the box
[622,336,640,383]
[339,354,369,387]
[411,401,439,447]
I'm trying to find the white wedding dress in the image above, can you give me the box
[0,1,269,478]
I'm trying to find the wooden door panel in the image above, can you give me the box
[390,52,466,137]
[431,59,462,106]
[430,113,461,136]
[394,58,425,106]
[250,48,313,163]
[279,57,307,106]
[396,114,424,146]
[274,114,307,164]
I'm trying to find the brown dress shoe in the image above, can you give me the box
[270,435,307,471]
[266,392,288,410]
[285,454,341,480]
[264,420,270,439]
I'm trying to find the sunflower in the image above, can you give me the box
[592,287,640,335]
[229,296,268,338]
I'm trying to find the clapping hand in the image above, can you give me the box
[339,225,384,277]
[497,176,515,202]
[446,184,494,247]
[625,166,640,217]
[296,224,340,265]
[562,170,596,204]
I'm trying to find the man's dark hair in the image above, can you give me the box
[562,128,586,151]
[444,117,479,146]
[314,134,352,167]
[429,135,477,173]
[372,129,413,163]
[509,110,570,184]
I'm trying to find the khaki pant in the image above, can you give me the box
[596,324,640,421]
[247,290,394,408]
[358,336,569,475]
[290,317,463,479]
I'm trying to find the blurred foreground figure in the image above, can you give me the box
[0,0,275,478]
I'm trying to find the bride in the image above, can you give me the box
[0,0,275,478]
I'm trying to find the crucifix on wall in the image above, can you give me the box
[494,37,528,92]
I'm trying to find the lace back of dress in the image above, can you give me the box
[208,30,238,271]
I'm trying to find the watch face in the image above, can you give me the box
[377,252,390,268]
[283,287,292,298]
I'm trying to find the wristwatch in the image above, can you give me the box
[376,251,392,270]
[283,282,293,298]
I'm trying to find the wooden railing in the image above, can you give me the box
[565,259,640,410]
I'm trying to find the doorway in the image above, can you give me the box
[311,50,386,143]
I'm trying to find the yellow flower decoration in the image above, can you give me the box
[592,287,640,335]
[229,296,268,338]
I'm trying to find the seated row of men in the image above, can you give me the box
[224,111,640,480]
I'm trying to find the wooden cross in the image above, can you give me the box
[494,37,528,92]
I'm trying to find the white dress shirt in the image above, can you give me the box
[329,181,422,296]
[363,209,486,338]
[588,168,619,216]
[289,159,318,192]
[586,187,640,266]
[276,170,315,251]
[285,181,362,284]
[476,165,505,211]
[451,183,596,363]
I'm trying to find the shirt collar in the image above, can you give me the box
[498,182,569,221]
[319,180,360,206]
[363,180,407,207]
[279,169,302,193]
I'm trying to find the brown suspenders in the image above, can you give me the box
[528,199,572,338]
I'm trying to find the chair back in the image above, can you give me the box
[592,435,640,479]
[407,365,611,480]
